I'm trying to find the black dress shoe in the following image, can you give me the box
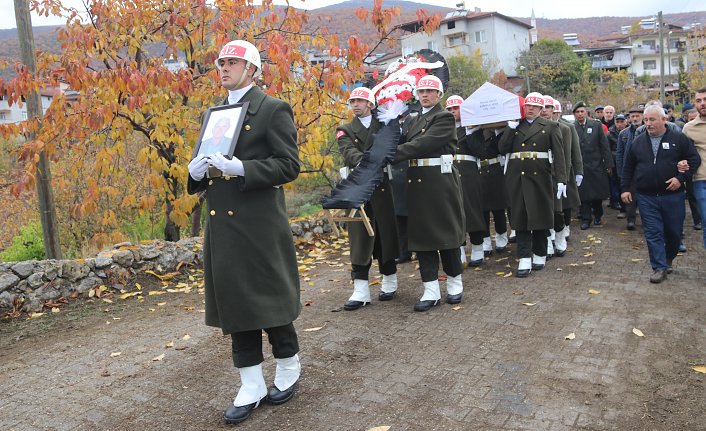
[580,223,590,230]
[413,299,439,312]
[343,300,370,311]
[546,253,553,259]
[555,249,566,257]
[483,250,493,256]
[695,223,703,230]
[224,401,260,424]
[516,269,531,278]
[508,235,517,243]
[678,242,687,253]
[594,217,602,226]
[446,293,462,304]
[265,384,296,405]
[378,291,396,301]
[495,246,507,253]
[627,221,636,230]
[468,258,483,267]
[531,263,545,271]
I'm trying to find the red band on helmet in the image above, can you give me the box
[220,44,247,58]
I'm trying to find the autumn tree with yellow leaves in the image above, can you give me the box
[0,0,440,255]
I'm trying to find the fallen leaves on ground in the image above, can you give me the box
[451,306,462,311]
[152,353,165,361]
[632,328,644,337]
[565,332,576,340]
[692,365,706,374]
[582,261,596,265]
[110,352,122,357]
[522,302,536,306]
[367,427,391,431]
[304,323,327,332]
[588,289,600,295]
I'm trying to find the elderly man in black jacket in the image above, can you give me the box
[621,105,701,283]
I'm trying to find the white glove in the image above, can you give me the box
[556,183,567,199]
[188,154,210,181]
[575,175,583,187]
[208,152,244,176]
[507,121,519,130]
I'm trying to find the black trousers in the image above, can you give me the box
[563,208,572,227]
[483,209,508,236]
[686,180,702,225]
[465,231,484,246]
[396,216,412,259]
[352,259,396,280]
[231,323,299,368]
[417,248,463,282]
[580,200,604,223]
[516,229,549,259]
[553,212,565,233]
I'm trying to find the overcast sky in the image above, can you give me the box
[1,0,702,30]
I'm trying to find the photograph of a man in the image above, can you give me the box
[198,116,234,156]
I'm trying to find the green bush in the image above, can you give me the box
[122,211,166,243]
[0,221,46,262]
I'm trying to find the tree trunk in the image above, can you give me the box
[164,175,181,241]
[190,192,205,237]
[14,0,62,259]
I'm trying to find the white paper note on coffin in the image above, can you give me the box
[460,82,522,127]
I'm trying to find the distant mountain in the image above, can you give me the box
[1,2,705,80]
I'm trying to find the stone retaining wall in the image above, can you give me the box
[0,216,334,313]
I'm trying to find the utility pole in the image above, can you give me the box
[14,0,62,259]
[658,11,665,103]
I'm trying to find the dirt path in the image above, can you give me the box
[2,209,706,430]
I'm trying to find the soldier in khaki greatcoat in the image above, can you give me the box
[556,100,584,242]
[394,76,465,312]
[540,95,572,257]
[336,87,400,310]
[498,92,567,277]
[187,40,301,425]
[446,95,486,266]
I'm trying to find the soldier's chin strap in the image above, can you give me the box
[233,62,254,89]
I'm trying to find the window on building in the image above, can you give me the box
[447,21,455,30]
[643,60,657,70]
[427,41,437,51]
[402,46,414,57]
[642,39,656,50]
[475,30,487,43]
[0,112,6,120]
[447,34,465,47]
[669,38,679,49]
[671,57,680,68]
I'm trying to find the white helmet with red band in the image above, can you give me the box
[553,99,562,113]
[543,95,555,107]
[216,40,262,77]
[445,95,463,109]
[524,92,545,107]
[348,87,375,104]
[416,75,444,95]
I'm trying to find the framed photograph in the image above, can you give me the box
[192,101,249,159]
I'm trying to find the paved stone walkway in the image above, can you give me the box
[1,208,705,430]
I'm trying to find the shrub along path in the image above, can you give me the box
[1,208,705,430]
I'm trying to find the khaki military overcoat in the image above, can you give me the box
[188,86,301,334]
[393,104,465,251]
[498,117,567,230]
[458,127,489,232]
[336,116,399,266]
[574,118,613,201]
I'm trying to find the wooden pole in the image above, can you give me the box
[13,0,62,259]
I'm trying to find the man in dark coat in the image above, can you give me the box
[621,105,700,283]
[393,75,465,311]
[573,101,614,230]
[187,40,301,425]
[616,106,644,229]
[336,87,400,310]
[446,95,486,266]
[498,92,567,277]
[553,99,583,246]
